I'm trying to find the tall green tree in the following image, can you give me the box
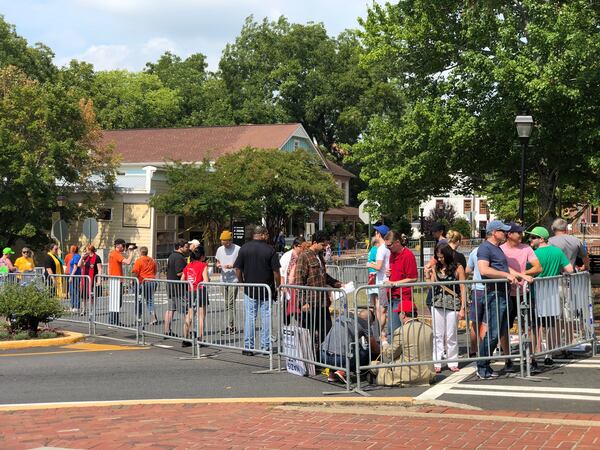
[145,51,209,125]
[353,0,600,226]
[151,148,343,246]
[0,66,117,247]
[220,16,402,156]
[91,70,182,129]
[0,15,57,82]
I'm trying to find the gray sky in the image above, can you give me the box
[1,0,375,71]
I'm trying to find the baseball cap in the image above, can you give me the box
[373,224,390,236]
[506,222,524,233]
[220,230,233,240]
[486,220,511,234]
[188,239,201,247]
[2,247,15,255]
[394,299,416,314]
[527,226,550,240]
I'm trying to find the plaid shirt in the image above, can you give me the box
[294,249,341,306]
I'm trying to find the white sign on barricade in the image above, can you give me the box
[108,277,121,312]
[281,325,316,377]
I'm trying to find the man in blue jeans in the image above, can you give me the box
[234,226,281,356]
[477,220,517,379]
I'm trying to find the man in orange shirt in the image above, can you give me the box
[108,238,135,325]
[132,246,158,324]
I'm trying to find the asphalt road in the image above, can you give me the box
[2,320,598,413]
[0,322,429,405]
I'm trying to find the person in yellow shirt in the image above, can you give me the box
[14,247,35,273]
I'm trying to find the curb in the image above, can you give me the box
[0,331,86,350]
[0,396,416,412]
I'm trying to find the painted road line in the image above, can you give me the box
[449,384,600,394]
[0,343,149,357]
[415,365,477,401]
[446,389,600,402]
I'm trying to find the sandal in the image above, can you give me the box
[450,367,460,372]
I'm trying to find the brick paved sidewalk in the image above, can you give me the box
[1,402,599,449]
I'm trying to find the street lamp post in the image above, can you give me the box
[514,115,534,224]
[419,207,425,267]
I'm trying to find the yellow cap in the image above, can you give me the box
[220,230,233,240]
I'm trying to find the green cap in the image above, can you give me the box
[527,226,549,240]
[2,247,15,255]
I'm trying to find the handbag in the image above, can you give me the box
[431,270,461,311]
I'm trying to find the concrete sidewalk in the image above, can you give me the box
[1,401,599,449]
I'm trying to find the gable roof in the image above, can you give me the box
[102,123,302,164]
[324,159,356,179]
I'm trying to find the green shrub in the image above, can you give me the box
[0,284,65,337]
[13,331,31,340]
[451,218,472,239]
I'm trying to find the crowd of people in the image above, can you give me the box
[0,216,590,385]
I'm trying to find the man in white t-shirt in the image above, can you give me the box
[367,224,391,338]
[215,230,240,333]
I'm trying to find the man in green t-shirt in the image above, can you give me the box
[528,226,573,366]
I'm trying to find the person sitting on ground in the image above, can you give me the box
[370,299,435,386]
[320,307,380,384]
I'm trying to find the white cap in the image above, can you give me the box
[188,239,201,246]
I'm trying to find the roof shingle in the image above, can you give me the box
[101,124,301,163]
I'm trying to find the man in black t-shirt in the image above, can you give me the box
[234,226,280,355]
[164,239,189,336]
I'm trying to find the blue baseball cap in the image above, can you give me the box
[506,222,525,233]
[486,220,511,234]
[373,224,390,236]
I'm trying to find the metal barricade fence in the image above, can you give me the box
[48,274,93,332]
[0,272,44,288]
[326,264,341,282]
[93,275,140,341]
[198,282,274,366]
[350,278,516,390]
[518,272,596,376]
[277,284,352,391]
[138,278,196,349]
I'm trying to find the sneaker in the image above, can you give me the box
[530,359,540,373]
[544,357,554,366]
[333,370,347,384]
[242,350,254,356]
[181,341,192,348]
[504,359,516,373]
[477,369,499,379]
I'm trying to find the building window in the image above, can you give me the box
[435,199,444,209]
[463,199,472,213]
[480,199,488,214]
[97,208,112,221]
[294,140,300,149]
[591,206,599,224]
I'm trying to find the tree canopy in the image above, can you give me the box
[0,66,117,247]
[220,16,402,155]
[352,0,600,225]
[151,148,343,246]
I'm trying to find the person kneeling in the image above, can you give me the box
[370,300,435,387]
[320,308,379,384]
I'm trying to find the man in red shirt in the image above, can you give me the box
[384,230,418,334]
